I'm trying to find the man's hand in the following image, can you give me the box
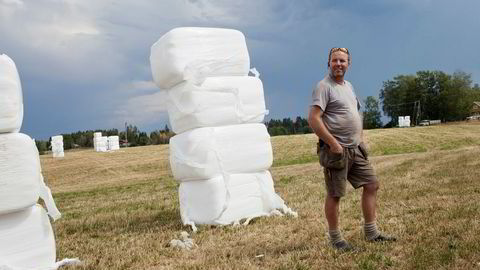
[309,106,344,154]
[330,141,343,154]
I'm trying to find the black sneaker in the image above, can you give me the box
[332,240,355,251]
[369,234,396,242]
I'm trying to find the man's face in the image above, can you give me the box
[329,51,349,79]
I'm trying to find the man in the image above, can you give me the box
[308,47,395,251]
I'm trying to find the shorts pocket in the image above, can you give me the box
[319,146,345,170]
[358,142,369,160]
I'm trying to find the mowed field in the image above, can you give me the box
[41,122,480,270]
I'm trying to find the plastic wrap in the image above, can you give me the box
[167,76,268,134]
[0,54,23,133]
[107,136,120,151]
[150,27,250,89]
[179,171,287,226]
[169,123,273,181]
[0,133,41,214]
[0,205,56,269]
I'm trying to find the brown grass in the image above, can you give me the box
[42,122,480,269]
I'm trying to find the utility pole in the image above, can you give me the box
[415,100,421,125]
[125,122,128,148]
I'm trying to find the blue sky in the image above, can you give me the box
[1,0,479,139]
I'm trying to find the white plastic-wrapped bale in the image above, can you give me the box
[95,136,108,152]
[0,54,23,133]
[107,135,120,151]
[0,133,61,219]
[167,76,268,134]
[0,133,41,214]
[404,115,411,127]
[398,116,404,127]
[0,205,56,269]
[150,27,250,89]
[179,171,291,228]
[51,135,64,158]
[169,123,273,181]
[93,132,102,149]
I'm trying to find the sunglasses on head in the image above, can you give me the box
[330,47,349,54]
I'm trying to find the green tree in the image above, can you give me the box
[126,125,139,146]
[35,140,48,155]
[363,96,382,129]
[138,132,150,146]
[282,118,294,134]
[380,70,478,125]
[62,134,74,150]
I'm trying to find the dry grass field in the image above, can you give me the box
[41,122,480,269]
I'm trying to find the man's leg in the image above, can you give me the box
[325,195,340,230]
[350,146,396,242]
[361,182,378,223]
[361,180,396,242]
[325,194,353,250]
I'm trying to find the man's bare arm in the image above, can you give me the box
[308,105,343,154]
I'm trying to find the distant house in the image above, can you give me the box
[472,102,480,116]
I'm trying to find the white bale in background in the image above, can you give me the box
[167,76,268,134]
[51,135,64,158]
[108,135,120,151]
[95,136,108,152]
[169,123,273,181]
[0,133,41,214]
[404,116,411,127]
[398,116,404,127]
[0,54,23,133]
[179,171,286,226]
[93,132,102,149]
[150,27,250,89]
[0,205,56,269]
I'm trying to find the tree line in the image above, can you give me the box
[35,124,174,154]
[266,116,313,136]
[363,70,480,128]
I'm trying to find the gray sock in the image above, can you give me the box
[328,229,345,245]
[364,221,380,240]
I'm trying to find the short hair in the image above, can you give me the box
[328,47,350,67]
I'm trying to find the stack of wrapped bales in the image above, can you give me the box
[51,135,64,158]
[398,116,411,128]
[94,132,119,152]
[0,54,68,269]
[93,132,108,152]
[150,27,296,231]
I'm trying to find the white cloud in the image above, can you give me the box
[0,0,24,19]
[0,0,23,6]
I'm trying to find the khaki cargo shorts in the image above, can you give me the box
[317,141,377,197]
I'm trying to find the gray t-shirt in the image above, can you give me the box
[311,75,363,147]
